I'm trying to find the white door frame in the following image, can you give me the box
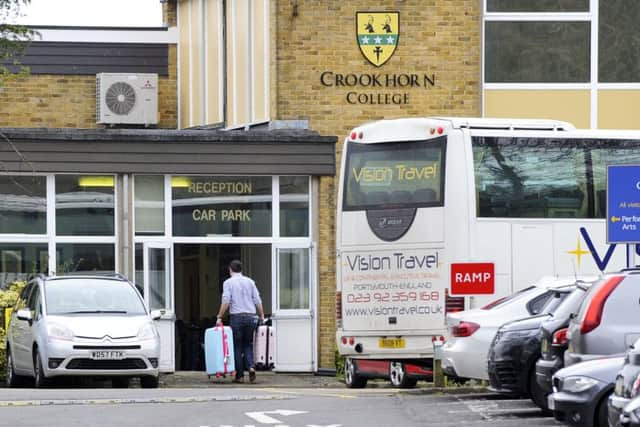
[143,240,175,373]
[272,241,316,372]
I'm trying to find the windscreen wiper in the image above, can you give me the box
[64,310,128,314]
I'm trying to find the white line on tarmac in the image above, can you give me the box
[0,395,293,407]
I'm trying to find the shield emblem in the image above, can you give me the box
[356,12,399,67]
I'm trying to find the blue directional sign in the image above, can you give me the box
[607,165,640,243]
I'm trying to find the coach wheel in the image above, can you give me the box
[344,358,367,389]
[389,362,417,388]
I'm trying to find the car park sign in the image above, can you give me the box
[450,262,494,295]
[607,165,640,243]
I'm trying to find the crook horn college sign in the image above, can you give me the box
[319,11,436,106]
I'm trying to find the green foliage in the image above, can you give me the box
[0,281,26,380]
[0,0,37,86]
[334,347,345,381]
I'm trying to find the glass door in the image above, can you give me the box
[272,243,315,372]
[143,242,175,372]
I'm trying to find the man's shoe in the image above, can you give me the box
[232,377,244,384]
[249,369,256,383]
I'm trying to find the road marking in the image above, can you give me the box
[0,395,292,407]
[245,409,308,424]
[260,388,358,399]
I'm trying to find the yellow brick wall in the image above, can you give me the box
[0,45,178,129]
[272,0,481,368]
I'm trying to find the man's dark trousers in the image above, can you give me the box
[230,314,258,380]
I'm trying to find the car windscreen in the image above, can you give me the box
[44,278,147,315]
[342,137,446,211]
[539,288,574,315]
[549,286,589,318]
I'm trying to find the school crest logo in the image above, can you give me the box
[356,12,399,67]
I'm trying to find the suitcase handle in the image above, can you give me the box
[218,326,230,374]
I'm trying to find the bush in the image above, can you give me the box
[335,347,345,381]
[0,281,26,380]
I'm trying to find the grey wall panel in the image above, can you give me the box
[0,128,337,176]
[7,42,169,76]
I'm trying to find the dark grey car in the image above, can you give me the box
[548,356,623,427]
[565,272,640,367]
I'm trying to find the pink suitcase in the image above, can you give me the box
[253,324,275,370]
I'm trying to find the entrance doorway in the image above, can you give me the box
[173,243,271,371]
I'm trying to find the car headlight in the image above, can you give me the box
[500,329,539,342]
[137,323,159,341]
[561,376,600,393]
[46,323,74,341]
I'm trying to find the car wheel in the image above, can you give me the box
[529,368,550,414]
[344,357,367,389]
[389,362,417,389]
[5,347,23,388]
[33,350,50,388]
[595,392,611,427]
[140,376,159,388]
[112,377,130,388]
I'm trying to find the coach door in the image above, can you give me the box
[272,244,315,372]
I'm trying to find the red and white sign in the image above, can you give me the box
[450,262,494,295]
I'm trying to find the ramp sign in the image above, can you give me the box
[607,165,640,243]
[450,262,494,295]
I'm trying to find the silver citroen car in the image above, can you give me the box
[5,274,161,388]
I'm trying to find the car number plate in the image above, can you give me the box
[91,351,125,360]
[379,338,405,349]
[547,395,555,410]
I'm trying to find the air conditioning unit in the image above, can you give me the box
[96,73,158,125]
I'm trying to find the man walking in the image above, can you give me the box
[216,260,265,383]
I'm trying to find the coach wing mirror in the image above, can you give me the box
[16,309,32,322]
[150,310,163,320]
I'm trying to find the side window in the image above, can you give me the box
[16,283,33,310]
[527,291,552,315]
[27,285,41,320]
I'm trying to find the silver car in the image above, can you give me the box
[565,271,640,367]
[5,274,161,388]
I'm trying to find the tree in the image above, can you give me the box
[0,0,37,85]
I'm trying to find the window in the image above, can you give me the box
[485,21,590,83]
[56,175,115,236]
[0,244,48,288]
[474,137,640,218]
[599,0,640,82]
[487,0,588,12]
[56,243,115,274]
[527,291,553,315]
[278,248,310,310]
[172,176,272,237]
[280,176,309,237]
[135,175,165,235]
[343,138,446,211]
[0,175,46,234]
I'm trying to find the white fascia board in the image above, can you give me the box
[34,27,178,44]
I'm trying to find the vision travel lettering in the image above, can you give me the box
[345,252,439,271]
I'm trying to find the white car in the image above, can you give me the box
[6,274,161,388]
[441,276,596,382]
